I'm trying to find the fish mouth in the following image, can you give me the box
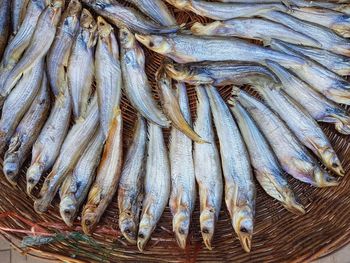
[82,211,98,235]
[201,227,214,250]
[34,197,51,214]
[26,163,44,195]
[234,215,254,253]
[60,197,77,227]
[119,217,138,244]
[238,232,252,253]
[314,168,339,187]
[282,190,306,215]
[3,160,19,185]
[137,232,150,252]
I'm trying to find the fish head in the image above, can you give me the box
[119,27,137,49]
[135,34,172,55]
[333,18,350,38]
[313,167,339,187]
[60,195,78,227]
[81,9,97,47]
[137,216,154,251]
[26,163,45,195]
[165,0,191,9]
[3,152,20,185]
[280,187,306,215]
[119,211,138,245]
[66,0,82,18]
[173,210,190,249]
[321,148,345,177]
[81,206,99,235]
[49,0,64,26]
[97,16,113,39]
[199,208,217,250]
[232,206,254,253]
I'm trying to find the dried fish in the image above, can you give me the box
[169,83,196,249]
[68,8,97,120]
[27,85,71,194]
[120,27,169,127]
[82,109,123,235]
[135,33,305,68]
[47,0,81,96]
[206,86,255,253]
[191,18,320,47]
[95,16,122,138]
[3,73,50,185]
[266,60,350,135]
[0,0,10,59]
[82,0,179,34]
[229,101,305,215]
[60,128,104,227]
[11,0,30,34]
[137,123,170,251]
[118,115,147,244]
[231,87,338,188]
[193,86,222,250]
[34,95,99,214]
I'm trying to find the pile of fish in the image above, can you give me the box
[0,0,349,253]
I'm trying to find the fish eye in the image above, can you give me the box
[124,228,131,234]
[138,233,144,239]
[202,228,209,234]
[28,178,35,184]
[178,228,185,235]
[85,219,92,226]
[332,163,339,168]
[240,227,248,233]
[64,209,71,215]
[149,42,154,48]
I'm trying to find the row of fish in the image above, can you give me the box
[0,0,348,253]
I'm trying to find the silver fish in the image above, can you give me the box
[289,7,350,38]
[137,123,170,251]
[164,0,287,21]
[259,10,350,56]
[193,86,222,250]
[95,16,122,138]
[191,18,320,47]
[270,39,350,105]
[268,41,350,76]
[288,0,350,14]
[82,109,123,235]
[229,101,305,215]
[26,85,71,195]
[3,0,63,95]
[231,87,338,188]
[120,27,169,127]
[0,0,46,95]
[265,60,350,135]
[34,94,99,214]
[3,73,50,185]
[156,67,204,143]
[125,0,177,26]
[47,0,81,96]
[118,115,147,244]
[135,33,305,68]
[11,0,30,34]
[60,128,104,227]
[68,8,97,120]
[0,59,44,153]
[169,83,196,249]
[206,86,255,253]
[164,60,280,86]
[82,0,179,34]
[253,84,344,177]
[0,0,10,59]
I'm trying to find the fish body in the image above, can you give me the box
[68,9,97,119]
[82,0,179,34]
[206,87,255,253]
[34,95,99,214]
[118,115,147,244]
[95,16,122,138]
[259,10,350,56]
[126,0,176,26]
[253,84,344,177]
[164,60,279,86]
[289,7,350,38]
[157,68,204,142]
[27,85,71,194]
[193,86,222,250]
[164,0,287,21]
[0,59,43,153]
[169,84,196,249]
[232,88,338,188]
[265,60,350,135]
[120,28,169,127]
[135,33,305,68]
[270,39,350,105]
[47,0,82,96]
[3,0,63,95]
[60,128,104,226]
[0,0,11,59]
[11,0,30,34]
[137,123,170,251]
[191,18,320,47]
[229,101,304,215]
[3,73,50,184]
[82,109,123,235]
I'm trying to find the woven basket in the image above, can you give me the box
[1,2,350,262]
